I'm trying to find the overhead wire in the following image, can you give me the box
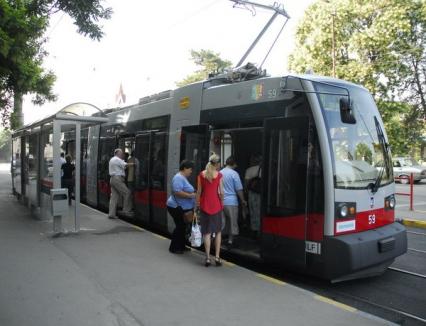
[165,0,220,30]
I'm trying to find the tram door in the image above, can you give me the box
[180,125,210,187]
[261,117,309,267]
[97,136,117,211]
[134,132,168,227]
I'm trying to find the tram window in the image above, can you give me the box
[151,133,167,190]
[98,136,117,181]
[142,116,168,131]
[210,131,233,167]
[134,135,150,190]
[267,128,307,215]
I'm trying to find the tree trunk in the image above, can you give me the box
[12,92,23,130]
[412,57,426,119]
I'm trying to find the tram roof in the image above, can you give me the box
[12,102,109,136]
[286,74,368,91]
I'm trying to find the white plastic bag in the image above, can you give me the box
[189,220,202,247]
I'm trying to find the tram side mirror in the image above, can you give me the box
[339,98,356,124]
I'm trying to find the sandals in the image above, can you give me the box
[204,257,222,267]
[205,258,211,267]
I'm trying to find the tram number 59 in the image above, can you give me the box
[268,89,277,98]
[368,214,376,225]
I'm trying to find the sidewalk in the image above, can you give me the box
[396,203,426,230]
[0,167,394,326]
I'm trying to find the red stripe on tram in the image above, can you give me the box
[134,190,167,209]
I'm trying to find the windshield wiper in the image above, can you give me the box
[369,117,391,193]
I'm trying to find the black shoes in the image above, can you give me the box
[169,249,184,254]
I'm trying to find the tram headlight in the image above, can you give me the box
[335,202,356,219]
[340,205,348,218]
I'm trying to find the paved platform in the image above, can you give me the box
[395,189,426,229]
[0,165,394,326]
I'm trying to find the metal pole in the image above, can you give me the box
[75,123,81,232]
[230,0,290,18]
[53,120,61,189]
[236,11,279,67]
[52,120,62,233]
[331,11,336,77]
[410,173,414,211]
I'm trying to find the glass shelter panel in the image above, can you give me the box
[25,133,39,206]
[12,137,22,195]
[40,125,53,195]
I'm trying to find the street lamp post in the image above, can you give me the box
[323,0,336,78]
[331,10,336,77]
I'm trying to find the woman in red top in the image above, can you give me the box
[196,153,224,267]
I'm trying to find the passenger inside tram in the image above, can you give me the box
[209,129,263,253]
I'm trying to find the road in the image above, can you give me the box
[224,225,426,326]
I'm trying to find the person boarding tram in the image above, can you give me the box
[108,148,134,219]
[196,153,224,267]
[220,156,247,247]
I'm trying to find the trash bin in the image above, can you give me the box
[50,188,68,232]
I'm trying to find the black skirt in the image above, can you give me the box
[199,210,223,235]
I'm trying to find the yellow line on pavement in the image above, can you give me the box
[153,234,167,240]
[132,225,145,232]
[256,273,286,285]
[314,295,357,313]
[402,218,426,229]
[223,260,235,267]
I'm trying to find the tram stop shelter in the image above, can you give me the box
[11,103,109,233]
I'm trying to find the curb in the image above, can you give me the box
[400,218,426,229]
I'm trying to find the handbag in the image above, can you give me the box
[183,210,194,223]
[189,217,202,247]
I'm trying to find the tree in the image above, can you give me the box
[176,49,232,87]
[0,0,112,129]
[288,0,426,156]
[0,128,11,161]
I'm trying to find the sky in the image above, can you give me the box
[23,0,315,124]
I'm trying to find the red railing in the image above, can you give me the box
[395,173,414,211]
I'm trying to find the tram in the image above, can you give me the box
[11,72,407,282]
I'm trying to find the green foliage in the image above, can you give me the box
[289,0,426,156]
[0,128,11,161]
[0,0,112,129]
[176,49,232,87]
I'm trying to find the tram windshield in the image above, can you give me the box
[315,83,393,189]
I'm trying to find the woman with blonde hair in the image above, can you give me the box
[196,153,224,267]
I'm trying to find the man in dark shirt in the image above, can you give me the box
[61,155,75,205]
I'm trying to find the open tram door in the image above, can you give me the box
[134,131,168,227]
[261,116,310,268]
[180,125,210,188]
